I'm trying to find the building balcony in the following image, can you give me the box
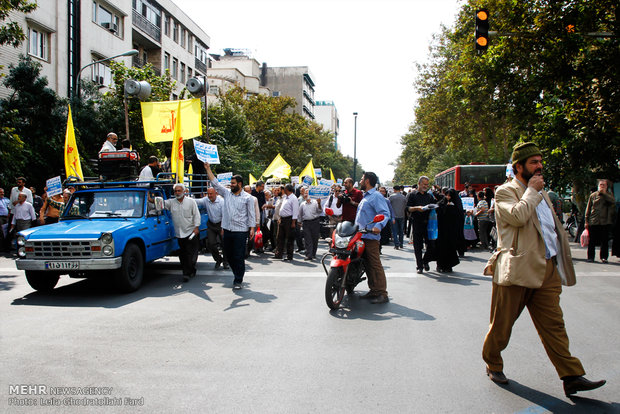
[195,58,207,74]
[132,9,161,43]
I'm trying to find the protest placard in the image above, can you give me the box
[461,197,475,211]
[314,168,322,178]
[217,172,232,186]
[336,178,343,185]
[46,176,62,197]
[319,178,334,186]
[302,175,313,186]
[308,185,331,200]
[193,140,220,164]
[291,176,300,185]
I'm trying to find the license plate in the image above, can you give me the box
[45,261,79,270]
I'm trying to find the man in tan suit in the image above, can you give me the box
[482,142,606,397]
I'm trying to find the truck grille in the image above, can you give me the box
[30,241,93,259]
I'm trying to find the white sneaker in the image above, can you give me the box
[233,283,242,290]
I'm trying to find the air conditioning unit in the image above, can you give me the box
[101,22,118,34]
[272,91,280,97]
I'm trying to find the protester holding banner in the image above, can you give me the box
[324,185,343,225]
[204,162,255,290]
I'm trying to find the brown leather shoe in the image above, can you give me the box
[563,376,606,397]
[486,367,509,384]
[370,295,389,304]
[360,292,379,299]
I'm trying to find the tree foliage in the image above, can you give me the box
[394,0,619,203]
[0,0,37,47]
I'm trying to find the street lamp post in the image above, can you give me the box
[353,112,358,183]
[74,49,139,99]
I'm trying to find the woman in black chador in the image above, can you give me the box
[436,188,462,273]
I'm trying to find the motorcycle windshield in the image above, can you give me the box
[336,221,359,237]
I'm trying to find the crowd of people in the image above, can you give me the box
[2,138,616,396]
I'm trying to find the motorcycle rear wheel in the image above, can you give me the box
[325,267,345,310]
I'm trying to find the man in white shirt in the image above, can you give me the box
[204,163,256,290]
[275,184,299,261]
[99,132,118,153]
[299,194,322,260]
[164,183,202,282]
[9,177,33,214]
[138,156,161,181]
[324,185,343,225]
[10,193,36,234]
[196,188,228,270]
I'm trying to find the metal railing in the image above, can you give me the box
[132,9,161,42]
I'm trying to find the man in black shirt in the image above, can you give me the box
[407,176,436,273]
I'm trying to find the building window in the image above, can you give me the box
[188,35,193,52]
[173,21,178,43]
[180,27,185,47]
[172,93,178,100]
[180,63,186,83]
[188,67,192,79]
[172,58,178,79]
[164,52,170,71]
[164,15,170,36]
[27,27,48,60]
[93,1,123,37]
[91,58,113,87]
[135,0,161,27]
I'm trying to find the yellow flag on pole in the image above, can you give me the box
[140,98,202,143]
[262,153,291,179]
[64,105,84,181]
[170,101,184,183]
[330,168,335,182]
[299,159,317,185]
[249,173,257,186]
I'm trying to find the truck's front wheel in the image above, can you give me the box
[115,243,144,292]
[25,271,59,292]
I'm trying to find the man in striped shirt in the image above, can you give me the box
[204,162,256,290]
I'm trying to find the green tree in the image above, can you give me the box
[0,0,37,47]
[0,56,65,189]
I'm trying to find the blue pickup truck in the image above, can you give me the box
[15,182,208,292]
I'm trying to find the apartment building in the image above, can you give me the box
[264,66,316,120]
[207,48,270,98]
[0,0,210,99]
[315,100,339,148]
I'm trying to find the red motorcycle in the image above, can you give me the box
[322,209,385,310]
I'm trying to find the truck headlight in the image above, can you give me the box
[101,233,113,244]
[102,245,113,256]
[18,247,26,257]
[17,236,26,247]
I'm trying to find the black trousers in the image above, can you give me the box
[413,229,435,270]
[276,217,295,259]
[587,224,610,261]
[207,220,227,265]
[302,218,320,258]
[178,234,200,276]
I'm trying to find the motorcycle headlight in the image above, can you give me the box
[334,235,351,249]
[101,233,113,244]
[102,245,113,256]
[17,236,26,247]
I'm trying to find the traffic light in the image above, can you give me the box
[475,9,489,51]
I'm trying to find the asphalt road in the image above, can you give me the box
[1,240,619,413]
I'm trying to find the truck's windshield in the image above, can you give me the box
[65,191,145,219]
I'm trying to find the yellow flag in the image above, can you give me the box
[64,105,84,181]
[249,173,257,185]
[262,153,291,179]
[299,159,317,185]
[330,168,335,182]
[141,98,202,143]
[170,101,184,183]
